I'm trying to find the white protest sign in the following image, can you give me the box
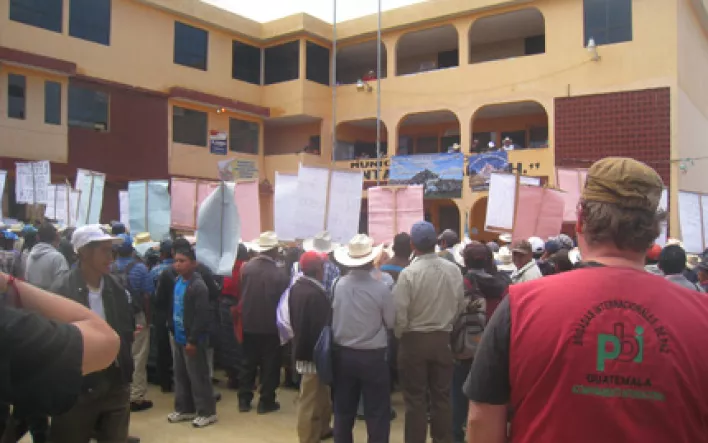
[45,184,72,226]
[119,190,130,231]
[655,189,668,247]
[274,172,299,241]
[678,191,703,253]
[326,170,364,244]
[196,183,241,276]
[15,161,50,204]
[293,165,330,240]
[75,169,106,226]
[485,173,517,232]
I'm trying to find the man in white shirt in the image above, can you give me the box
[510,240,543,284]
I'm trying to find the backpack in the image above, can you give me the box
[111,260,139,310]
[450,277,487,361]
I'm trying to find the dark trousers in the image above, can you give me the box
[238,333,281,405]
[172,340,216,417]
[155,319,173,391]
[333,347,391,443]
[399,331,454,443]
[451,360,472,443]
[50,383,130,443]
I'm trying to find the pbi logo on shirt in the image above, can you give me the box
[596,323,644,372]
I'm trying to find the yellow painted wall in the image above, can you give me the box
[264,121,321,155]
[169,99,263,179]
[0,65,68,162]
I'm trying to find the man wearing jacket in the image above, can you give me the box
[289,251,333,443]
[49,225,135,443]
[166,247,217,428]
[239,232,290,414]
[25,222,69,290]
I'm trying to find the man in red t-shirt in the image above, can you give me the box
[464,157,708,443]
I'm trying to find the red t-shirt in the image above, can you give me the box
[508,267,708,443]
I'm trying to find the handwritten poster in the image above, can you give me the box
[557,168,588,222]
[326,170,364,244]
[170,178,199,230]
[274,172,299,241]
[15,161,51,204]
[119,190,130,231]
[196,183,241,275]
[368,185,424,245]
[129,180,171,241]
[678,191,704,253]
[0,170,6,220]
[512,186,565,241]
[485,173,516,232]
[75,169,106,226]
[656,188,668,247]
[293,165,330,240]
[45,184,70,226]
[234,181,261,242]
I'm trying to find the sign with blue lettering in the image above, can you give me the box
[210,131,228,155]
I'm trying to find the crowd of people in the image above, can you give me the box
[2,155,708,443]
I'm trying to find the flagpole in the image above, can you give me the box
[331,0,337,164]
[375,0,382,185]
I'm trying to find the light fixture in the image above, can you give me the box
[587,37,601,62]
[216,107,226,114]
[356,78,373,92]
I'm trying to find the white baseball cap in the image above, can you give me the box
[72,225,122,251]
[528,236,545,255]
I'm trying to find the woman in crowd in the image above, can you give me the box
[219,244,249,389]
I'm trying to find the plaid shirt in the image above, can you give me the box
[323,260,340,300]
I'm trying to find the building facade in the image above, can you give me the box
[0,0,706,239]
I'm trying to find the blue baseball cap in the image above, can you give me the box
[410,221,437,250]
[545,239,561,255]
[116,233,133,253]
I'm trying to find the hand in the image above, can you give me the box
[185,343,197,357]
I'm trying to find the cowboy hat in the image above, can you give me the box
[250,231,280,252]
[334,234,382,267]
[568,247,582,265]
[132,232,152,247]
[498,233,512,243]
[452,242,466,267]
[496,246,516,272]
[303,231,338,254]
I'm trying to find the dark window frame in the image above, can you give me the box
[583,0,633,46]
[8,73,27,120]
[44,81,62,125]
[228,117,259,154]
[69,0,111,46]
[174,21,209,71]
[232,41,262,85]
[264,40,300,85]
[172,106,208,147]
[9,0,63,33]
[306,41,330,86]
[68,84,110,131]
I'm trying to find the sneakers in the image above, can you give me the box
[257,401,280,414]
[167,412,196,423]
[192,415,218,428]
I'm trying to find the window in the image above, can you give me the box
[68,85,109,130]
[174,22,208,71]
[524,35,546,55]
[69,0,111,45]
[44,81,61,125]
[229,118,259,154]
[232,41,261,85]
[264,41,299,85]
[583,0,632,46]
[8,74,26,120]
[9,0,63,33]
[173,106,207,146]
[306,42,330,86]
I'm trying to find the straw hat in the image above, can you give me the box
[250,231,280,252]
[132,232,152,247]
[498,233,512,244]
[334,234,382,267]
[303,231,338,254]
[496,246,516,272]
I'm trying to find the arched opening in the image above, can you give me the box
[470,101,548,154]
[336,40,387,85]
[425,199,461,238]
[469,197,498,242]
[396,25,459,76]
[398,110,460,155]
[468,8,545,65]
[334,118,389,162]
